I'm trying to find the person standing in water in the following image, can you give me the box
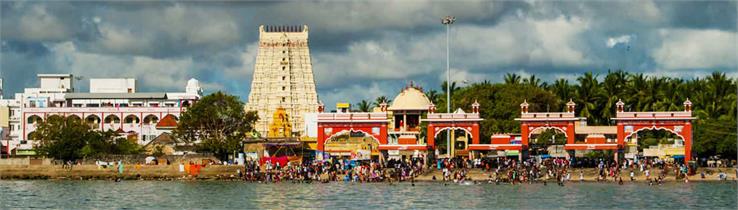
[117,160,124,175]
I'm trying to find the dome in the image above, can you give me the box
[187,78,200,87]
[388,87,432,111]
[186,78,202,95]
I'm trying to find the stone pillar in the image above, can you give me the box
[317,125,325,152]
[617,123,625,146]
[566,122,576,145]
[471,123,480,145]
[427,124,435,148]
[684,122,692,164]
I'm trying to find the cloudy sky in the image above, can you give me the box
[1,1,736,108]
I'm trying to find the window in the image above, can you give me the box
[282,66,286,70]
[282,97,286,102]
[282,86,286,91]
[282,76,286,80]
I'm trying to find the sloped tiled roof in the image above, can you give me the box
[155,115,178,129]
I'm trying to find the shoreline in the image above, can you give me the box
[1,165,736,183]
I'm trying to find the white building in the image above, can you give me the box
[9,75,202,153]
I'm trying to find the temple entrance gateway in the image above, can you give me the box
[323,130,381,160]
[612,99,695,164]
[315,110,389,161]
[528,129,567,158]
[515,100,579,160]
[423,101,482,158]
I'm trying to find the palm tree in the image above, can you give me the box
[625,73,648,111]
[356,100,372,112]
[575,72,606,124]
[425,90,441,105]
[440,81,460,95]
[523,75,542,88]
[601,70,629,123]
[504,73,521,85]
[373,96,391,107]
[549,78,574,103]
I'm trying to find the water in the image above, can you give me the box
[0,180,735,209]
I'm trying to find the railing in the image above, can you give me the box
[519,112,575,119]
[23,107,183,113]
[317,112,388,121]
[615,111,692,118]
[426,113,480,119]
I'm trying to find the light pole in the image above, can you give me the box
[442,15,455,157]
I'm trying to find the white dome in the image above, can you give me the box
[186,78,202,95]
[388,87,432,111]
[187,78,200,87]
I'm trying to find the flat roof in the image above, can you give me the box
[38,74,72,78]
[65,92,167,99]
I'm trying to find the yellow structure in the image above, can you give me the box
[268,107,292,138]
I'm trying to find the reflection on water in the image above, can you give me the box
[0,180,736,209]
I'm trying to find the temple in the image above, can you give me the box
[245,25,319,137]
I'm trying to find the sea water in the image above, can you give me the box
[0,180,735,209]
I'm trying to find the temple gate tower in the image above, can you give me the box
[246,25,319,137]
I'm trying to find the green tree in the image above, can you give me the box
[33,115,91,161]
[504,73,521,85]
[355,100,373,112]
[174,91,259,161]
[33,115,141,161]
[425,89,441,105]
[373,96,392,107]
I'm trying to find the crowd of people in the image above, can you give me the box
[200,155,737,185]
[237,157,426,183]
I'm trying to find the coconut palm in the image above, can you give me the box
[574,72,606,124]
[425,89,441,105]
[504,73,521,85]
[523,75,542,88]
[356,100,373,112]
[373,96,391,108]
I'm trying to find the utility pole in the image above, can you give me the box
[442,15,455,157]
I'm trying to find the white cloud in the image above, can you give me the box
[320,82,394,110]
[312,14,591,89]
[223,42,259,79]
[652,29,737,69]
[16,5,71,41]
[48,42,199,91]
[86,3,242,57]
[607,35,632,48]
[264,0,502,33]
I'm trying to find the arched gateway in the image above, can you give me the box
[315,103,389,155]
[515,100,579,150]
[423,101,482,157]
[612,99,695,164]
[515,99,621,161]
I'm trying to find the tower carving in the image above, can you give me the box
[246,25,319,137]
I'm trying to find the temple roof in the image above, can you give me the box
[388,87,432,111]
[155,115,178,129]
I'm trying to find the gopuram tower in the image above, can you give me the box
[246,25,319,137]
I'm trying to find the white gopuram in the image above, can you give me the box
[246,25,319,137]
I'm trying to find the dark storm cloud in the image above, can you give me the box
[1,1,735,107]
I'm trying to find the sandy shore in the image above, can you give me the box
[1,164,736,182]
